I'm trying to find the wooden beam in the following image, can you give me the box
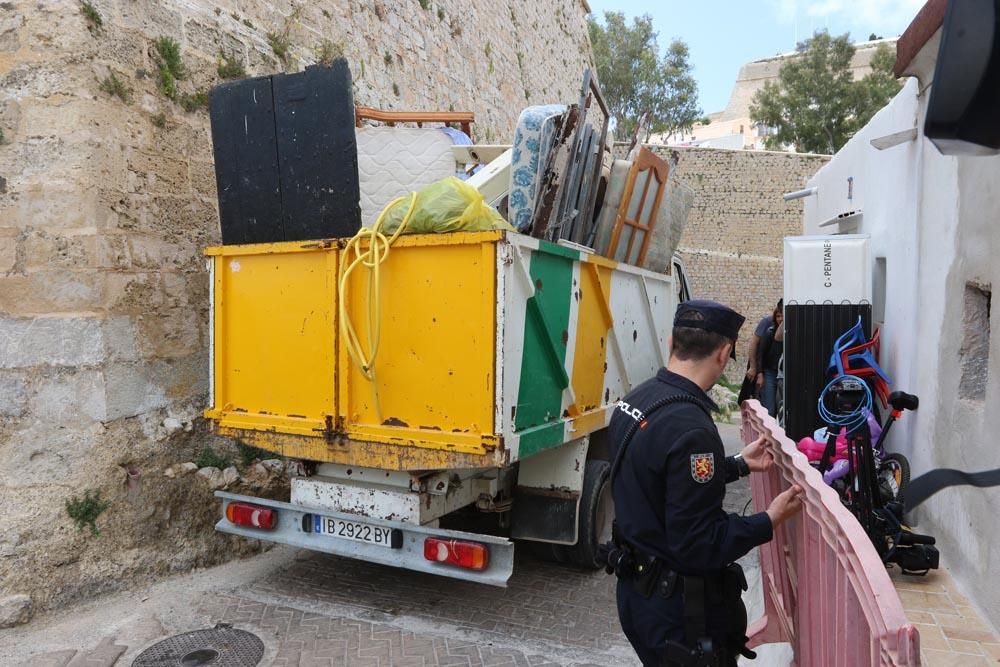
[354,106,475,137]
[894,0,947,77]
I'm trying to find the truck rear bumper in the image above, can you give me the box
[214,491,515,587]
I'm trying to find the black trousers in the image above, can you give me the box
[616,579,738,667]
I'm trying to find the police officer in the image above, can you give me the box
[606,300,803,666]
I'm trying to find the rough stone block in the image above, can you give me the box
[189,160,218,200]
[135,307,202,359]
[184,18,246,59]
[30,369,107,424]
[0,372,27,417]
[149,195,217,244]
[0,593,32,628]
[0,13,25,52]
[9,133,105,188]
[102,362,169,421]
[261,459,284,474]
[127,234,191,271]
[162,416,183,434]
[0,530,21,557]
[8,187,101,233]
[221,466,240,487]
[103,354,206,421]
[102,316,140,362]
[102,271,165,314]
[0,421,103,488]
[0,271,105,315]
[161,272,192,306]
[16,99,105,141]
[164,461,197,478]
[0,316,104,369]
[0,230,17,273]
[118,0,182,34]
[126,149,191,196]
[94,235,131,270]
[197,466,225,489]
[22,231,97,271]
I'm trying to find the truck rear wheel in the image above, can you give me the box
[528,541,568,563]
[567,459,613,569]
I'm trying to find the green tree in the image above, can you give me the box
[855,43,902,124]
[749,32,903,154]
[588,11,701,141]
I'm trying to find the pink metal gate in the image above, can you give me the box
[741,400,921,666]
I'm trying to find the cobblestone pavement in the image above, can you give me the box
[8,425,753,667]
[201,551,636,667]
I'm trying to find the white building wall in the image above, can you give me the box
[802,77,1000,629]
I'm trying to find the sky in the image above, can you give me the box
[587,0,926,114]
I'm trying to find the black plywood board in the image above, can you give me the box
[784,304,873,441]
[209,76,282,245]
[274,62,361,241]
[208,61,361,245]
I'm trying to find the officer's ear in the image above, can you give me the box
[667,336,674,356]
[717,341,732,366]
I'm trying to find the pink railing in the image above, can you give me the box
[741,400,921,666]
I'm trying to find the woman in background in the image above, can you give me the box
[756,305,783,416]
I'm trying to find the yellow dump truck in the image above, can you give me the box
[205,230,690,585]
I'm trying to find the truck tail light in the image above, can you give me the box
[225,502,277,530]
[423,537,489,571]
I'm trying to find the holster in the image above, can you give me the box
[669,564,754,665]
[600,525,678,600]
[662,639,722,667]
[720,563,755,660]
[630,550,664,598]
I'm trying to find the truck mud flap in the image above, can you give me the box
[509,487,580,545]
[214,491,515,587]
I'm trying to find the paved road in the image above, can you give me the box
[7,424,755,667]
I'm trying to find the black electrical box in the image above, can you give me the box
[783,304,873,442]
[208,60,362,244]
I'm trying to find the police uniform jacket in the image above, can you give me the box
[609,368,773,575]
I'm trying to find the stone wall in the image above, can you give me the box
[643,146,830,375]
[717,38,897,122]
[0,0,593,621]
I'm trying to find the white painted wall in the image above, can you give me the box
[801,76,1000,630]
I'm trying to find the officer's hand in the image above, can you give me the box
[766,485,803,528]
[740,435,773,473]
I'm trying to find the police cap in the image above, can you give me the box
[674,300,746,358]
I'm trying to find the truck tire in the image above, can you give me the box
[567,459,613,569]
[524,540,568,564]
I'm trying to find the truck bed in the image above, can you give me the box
[205,231,675,471]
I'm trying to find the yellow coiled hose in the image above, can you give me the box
[338,193,418,419]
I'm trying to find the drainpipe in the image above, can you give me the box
[783,187,818,201]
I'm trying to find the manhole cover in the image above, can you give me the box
[133,624,264,666]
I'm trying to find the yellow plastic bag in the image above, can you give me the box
[381,176,514,235]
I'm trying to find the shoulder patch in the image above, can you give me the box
[690,453,715,483]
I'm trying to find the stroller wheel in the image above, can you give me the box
[879,453,911,505]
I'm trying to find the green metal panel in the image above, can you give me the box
[514,246,574,457]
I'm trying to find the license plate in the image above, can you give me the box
[313,515,401,549]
